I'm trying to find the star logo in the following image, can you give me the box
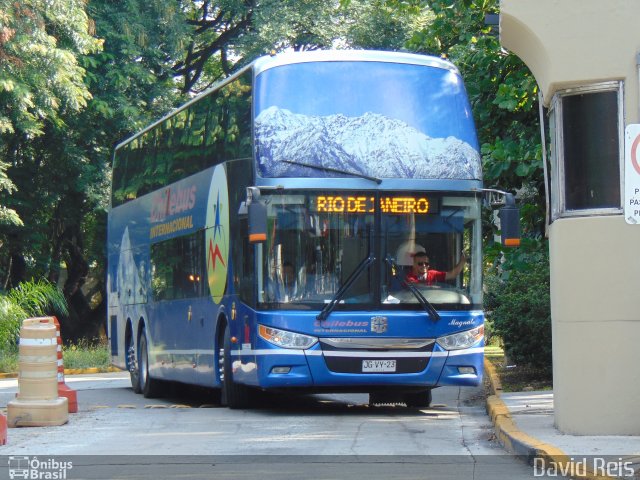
[207,193,226,272]
[206,166,229,304]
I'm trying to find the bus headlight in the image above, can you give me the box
[436,325,484,350]
[258,325,318,349]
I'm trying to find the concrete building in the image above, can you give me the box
[500,0,640,434]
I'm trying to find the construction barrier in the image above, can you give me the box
[7,317,68,427]
[53,317,78,413]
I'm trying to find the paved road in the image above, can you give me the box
[0,373,539,479]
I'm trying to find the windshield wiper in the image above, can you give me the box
[317,255,376,321]
[385,255,440,321]
[282,159,382,185]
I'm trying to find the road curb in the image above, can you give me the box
[484,358,613,480]
[0,366,121,379]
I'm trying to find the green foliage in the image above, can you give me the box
[484,246,551,372]
[0,0,102,138]
[484,237,547,279]
[406,0,545,240]
[0,161,22,227]
[175,0,431,91]
[0,0,187,301]
[63,339,109,370]
[0,343,18,373]
[407,2,552,374]
[0,279,68,348]
[8,279,68,318]
[0,296,27,348]
[1,0,103,287]
[0,0,551,349]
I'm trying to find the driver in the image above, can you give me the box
[406,251,466,285]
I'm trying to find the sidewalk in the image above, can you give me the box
[484,359,640,479]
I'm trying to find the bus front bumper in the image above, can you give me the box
[231,342,483,390]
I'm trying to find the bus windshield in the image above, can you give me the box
[257,191,481,310]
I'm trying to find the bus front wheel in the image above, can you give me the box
[221,325,252,409]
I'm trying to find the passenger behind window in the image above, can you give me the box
[267,261,300,302]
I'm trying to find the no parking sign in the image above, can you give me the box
[625,124,640,224]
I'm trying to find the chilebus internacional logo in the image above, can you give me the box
[206,165,229,303]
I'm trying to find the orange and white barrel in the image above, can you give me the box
[16,318,58,400]
[7,317,68,427]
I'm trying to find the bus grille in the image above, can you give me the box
[319,339,435,374]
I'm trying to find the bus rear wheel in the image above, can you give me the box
[404,389,432,408]
[127,337,141,394]
[221,325,252,409]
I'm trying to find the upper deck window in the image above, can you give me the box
[111,71,252,207]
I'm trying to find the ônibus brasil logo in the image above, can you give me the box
[205,165,229,304]
[8,456,73,479]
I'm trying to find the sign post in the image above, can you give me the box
[624,124,640,224]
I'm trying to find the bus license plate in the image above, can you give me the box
[362,359,396,372]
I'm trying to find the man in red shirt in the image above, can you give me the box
[406,251,467,285]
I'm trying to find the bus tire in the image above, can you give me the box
[222,325,252,409]
[139,330,162,398]
[404,388,432,408]
[127,333,142,394]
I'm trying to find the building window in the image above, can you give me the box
[549,82,623,220]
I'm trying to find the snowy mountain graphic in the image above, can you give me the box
[255,106,481,180]
[116,227,147,305]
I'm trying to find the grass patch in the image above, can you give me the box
[63,341,110,370]
[486,342,552,392]
[0,345,19,373]
[490,358,552,392]
[0,341,111,373]
[484,345,504,359]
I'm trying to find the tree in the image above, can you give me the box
[0,0,102,291]
[406,0,544,239]
[173,0,431,92]
[0,161,21,229]
[404,0,550,371]
[46,0,191,341]
[1,0,544,345]
[0,0,101,137]
[0,0,187,340]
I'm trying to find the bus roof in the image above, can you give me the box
[115,50,460,151]
[253,50,459,76]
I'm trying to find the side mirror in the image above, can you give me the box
[498,193,521,247]
[246,187,267,244]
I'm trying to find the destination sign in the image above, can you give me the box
[315,195,436,214]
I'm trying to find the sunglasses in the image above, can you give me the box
[415,262,429,266]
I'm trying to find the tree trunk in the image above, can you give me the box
[60,225,103,343]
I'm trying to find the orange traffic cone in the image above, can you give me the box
[53,317,78,413]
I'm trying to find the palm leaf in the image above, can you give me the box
[7,279,69,318]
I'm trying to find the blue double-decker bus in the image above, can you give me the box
[108,50,518,408]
